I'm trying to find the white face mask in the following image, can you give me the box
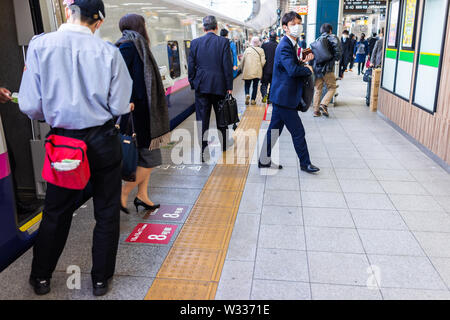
[288,24,301,38]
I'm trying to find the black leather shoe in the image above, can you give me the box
[301,164,320,174]
[258,160,283,170]
[29,277,51,295]
[93,281,108,297]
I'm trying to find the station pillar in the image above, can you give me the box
[306,0,343,44]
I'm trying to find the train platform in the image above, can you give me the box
[1,72,450,300]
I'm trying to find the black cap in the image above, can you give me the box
[66,0,105,21]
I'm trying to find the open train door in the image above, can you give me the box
[0,0,64,271]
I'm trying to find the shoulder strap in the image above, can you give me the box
[250,47,262,65]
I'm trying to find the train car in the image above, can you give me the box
[99,0,252,129]
[0,0,254,272]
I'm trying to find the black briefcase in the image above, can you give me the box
[217,93,240,129]
[297,74,315,112]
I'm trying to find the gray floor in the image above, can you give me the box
[2,71,449,300]
[0,77,249,300]
[216,70,450,300]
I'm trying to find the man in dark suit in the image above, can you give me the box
[339,30,352,78]
[259,11,320,174]
[188,16,233,159]
[261,31,278,103]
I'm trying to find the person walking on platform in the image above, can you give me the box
[261,31,278,103]
[240,36,266,105]
[312,23,342,118]
[299,34,307,50]
[220,29,239,78]
[339,30,352,78]
[259,11,320,174]
[188,16,233,159]
[18,0,133,296]
[367,32,379,63]
[370,31,384,68]
[348,33,356,71]
[116,14,171,215]
[354,33,369,75]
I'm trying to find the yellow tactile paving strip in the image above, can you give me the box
[145,105,265,300]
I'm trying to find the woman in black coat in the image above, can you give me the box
[117,14,169,214]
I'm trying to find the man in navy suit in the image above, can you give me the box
[188,16,233,158]
[259,12,320,174]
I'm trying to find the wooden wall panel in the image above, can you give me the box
[378,3,450,166]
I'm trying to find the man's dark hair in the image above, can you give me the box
[320,23,333,34]
[301,34,306,40]
[372,32,377,37]
[203,15,218,31]
[282,11,302,26]
[269,31,277,41]
[342,30,349,35]
[220,29,229,37]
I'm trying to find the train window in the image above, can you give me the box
[167,41,181,79]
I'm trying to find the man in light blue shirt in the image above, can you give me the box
[20,0,132,297]
[19,9,132,128]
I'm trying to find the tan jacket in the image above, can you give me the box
[240,46,266,80]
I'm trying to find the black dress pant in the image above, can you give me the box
[260,104,311,167]
[260,76,272,99]
[195,92,227,152]
[31,120,122,284]
[339,57,348,77]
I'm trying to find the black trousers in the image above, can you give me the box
[339,57,348,77]
[244,79,260,100]
[260,104,311,167]
[358,62,365,75]
[31,120,123,284]
[260,76,272,99]
[195,92,227,152]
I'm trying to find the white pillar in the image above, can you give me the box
[306,0,317,45]
[337,0,345,36]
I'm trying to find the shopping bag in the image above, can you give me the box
[117,114,138,182]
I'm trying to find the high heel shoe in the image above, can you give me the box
[121,205,130,214]
[134,197,160,212]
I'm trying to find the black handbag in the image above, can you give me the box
[297,74,315,112]
[363,68,372,83]
[117,114,138,182]
[310,36,333,65]
[217,93,240,129]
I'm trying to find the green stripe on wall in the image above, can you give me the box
[386,49,397,59]
[419,53,440,68]
[399,51,414,63]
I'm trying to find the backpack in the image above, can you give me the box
[356,43,366,55]
[310,36,333,65]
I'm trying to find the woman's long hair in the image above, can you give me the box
[119,13,150,44]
